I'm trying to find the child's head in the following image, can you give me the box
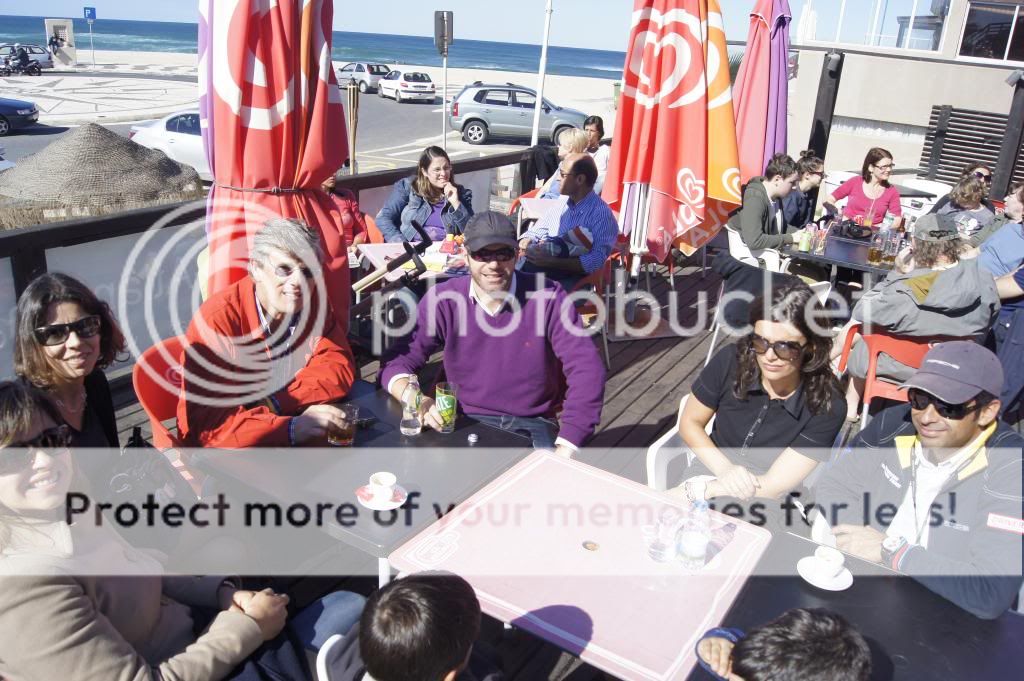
[732,608,871,681]
[360,571,481,681]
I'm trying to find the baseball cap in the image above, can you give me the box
[899,341,1004,405]
[464,211,518,252]
[912,213,959,242]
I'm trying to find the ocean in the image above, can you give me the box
[0,14,627,80]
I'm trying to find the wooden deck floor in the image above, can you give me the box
[111,257,724,681]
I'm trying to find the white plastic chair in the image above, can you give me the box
[315,633,346,681]
[646,395,715,491]
[725,225,790,273]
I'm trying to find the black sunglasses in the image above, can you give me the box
[272,263,314,279]
[750,334,805,361]
[0,424,72,475]
[907,388,984,420]
[972,171,992,183]
[33,315,102,347]
[470,247,516,263]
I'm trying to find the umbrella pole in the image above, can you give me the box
[623,183,651,324]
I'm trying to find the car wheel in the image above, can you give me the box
[358,80,367,94]
[552,125,572,145]
[377,86,385,98]
[396,90,404,103]
[0,116,9,136]
[463,120,489,145]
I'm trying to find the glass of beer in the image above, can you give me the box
[327,404,359,446]
[868,231,885,266]
[435,383,458,434]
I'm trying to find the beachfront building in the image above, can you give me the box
[785,0,1023,179]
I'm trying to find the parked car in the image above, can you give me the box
[336,61,391,93]
[129,110,211,181]
[0,97,39,136]
[448,82,587,145]
[0,44,54,70]
[0,144,14,172]
[377,70,436,103]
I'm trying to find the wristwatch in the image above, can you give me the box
[881,535,909,570]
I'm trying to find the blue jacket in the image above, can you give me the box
[375,177,474,242]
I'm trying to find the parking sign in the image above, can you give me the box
[84,7,96,22]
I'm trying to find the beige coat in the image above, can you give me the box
[0,518,263,681]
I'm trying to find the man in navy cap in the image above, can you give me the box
[814,341,1023,619]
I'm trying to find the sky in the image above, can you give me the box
[0,0,761,50]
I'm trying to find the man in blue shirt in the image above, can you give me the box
[518,153,618,291]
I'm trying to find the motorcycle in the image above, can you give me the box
[0,57,42,77]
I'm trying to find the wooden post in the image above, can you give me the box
[806,51,844,207]
[927,105,953,180]
[11,248,47,298]
[993,75,1024,200]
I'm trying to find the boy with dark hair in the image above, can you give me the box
[697,608,871,681]
[329,571,501,681]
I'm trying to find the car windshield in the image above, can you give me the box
[369,65,389,75]
[405,73,431,83]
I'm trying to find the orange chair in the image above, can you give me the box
[507,187,540,217]
[362,213,384,244]
[133,336,186,450]
[837,323,938,426]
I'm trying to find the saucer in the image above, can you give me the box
[355,484,409,511]
[797,556,853,591]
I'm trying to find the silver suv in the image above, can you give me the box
[448,82,587,145]
[336,62,391,93]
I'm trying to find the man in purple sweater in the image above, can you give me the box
[380,211,606,455]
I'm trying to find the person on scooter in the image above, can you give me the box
[14,44,30,69]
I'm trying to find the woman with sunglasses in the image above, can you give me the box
[14,273,125,463]
[671,284,844,506]
[0,380,366,681]
[823,147,902,227]
[928,164,997,246]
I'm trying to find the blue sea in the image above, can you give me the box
[0,14,626,80]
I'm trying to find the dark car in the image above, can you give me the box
[0,97,39,136]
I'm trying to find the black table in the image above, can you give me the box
[688,531,1024,680]
[785,235,892,287]
[192,380,531,584]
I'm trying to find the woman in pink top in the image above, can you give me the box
[823,147,902,227]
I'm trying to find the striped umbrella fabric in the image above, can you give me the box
[603,0,742,260]
[199,0,351,325]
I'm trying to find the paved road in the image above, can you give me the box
[1,87,528,172]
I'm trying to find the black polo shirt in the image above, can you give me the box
[688,346,845,476]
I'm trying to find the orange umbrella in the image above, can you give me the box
[200,0,351,327]
[603,0,741,261]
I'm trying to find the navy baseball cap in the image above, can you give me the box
[464,211,518,252]
[899,341,1004,404]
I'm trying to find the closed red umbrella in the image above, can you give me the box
[603,0,741,264]
[199,0,351,326]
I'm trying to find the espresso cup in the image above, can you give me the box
[814,546,845,579]
[368,471,397,502]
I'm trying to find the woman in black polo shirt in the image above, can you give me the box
[673,284,844,503]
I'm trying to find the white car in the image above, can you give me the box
[129,111,211,181]
[0,144,14,172]
[0,44,54,70]
[336,62,391,93]
[377,70,436,103]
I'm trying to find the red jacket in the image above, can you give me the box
[176,276,355,448]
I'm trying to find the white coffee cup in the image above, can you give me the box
[814,546,845,579]
[368,472,397,502]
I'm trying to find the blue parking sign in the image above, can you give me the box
[84,7,96,21]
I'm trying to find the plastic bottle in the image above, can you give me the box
[647,507,682,563]
[400,377,422,436]
[677,501,711,570]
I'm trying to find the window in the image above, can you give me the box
[180,114,201,136]
[340,64,354,72]
[405,72,431,82]
[356,64,365,72]
[513,91,536,109]
[959,2,1024,61]
[166,115,184,133]
[798,0,948,51]
[484,90,511,106]
[369,64,390,75]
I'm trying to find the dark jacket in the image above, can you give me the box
[727,179,794,251]
[781,186,813,229]
[375,177,473,242]
[814,404,1024,619]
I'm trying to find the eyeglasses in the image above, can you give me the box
[972,171,993,183]
[272,263,314,280]
[470,247,516,263]
[874,163,895,171]
[750,334,805,361]
[0,425,72,475]
[33,315,101,347]
[907,388,984,420]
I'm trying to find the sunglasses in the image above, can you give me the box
[973,171,993,183]
[470,247,516,263]
[907,388,984,420]
[0,425,72,475]
[33,315,101,347]
[874,163,895,171]
[272,263,314,280]
[750,334,805,361]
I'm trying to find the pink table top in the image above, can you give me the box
[389,451,772,681]
[356,242,467,283]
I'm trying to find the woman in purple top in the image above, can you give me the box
[823,147,902,227]
[375,146,474,242]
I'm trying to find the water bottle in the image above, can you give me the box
[647,507,682,563]
[400,377,422,436]
[677,501,711,570]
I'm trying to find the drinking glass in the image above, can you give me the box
[327,404,359,446]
